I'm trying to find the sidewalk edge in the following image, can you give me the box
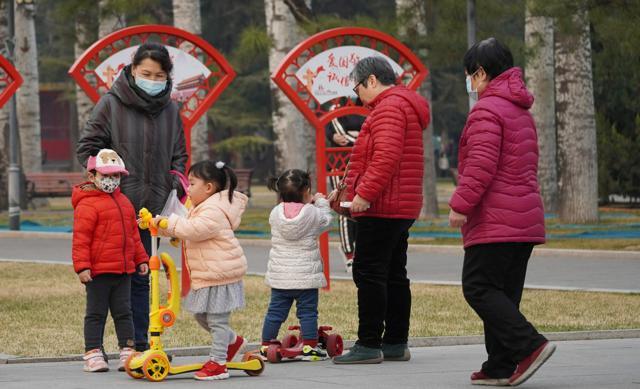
[3,329,639,364]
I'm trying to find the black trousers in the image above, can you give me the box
[353,217,414,348]
[462,242,547,378]
[132,228,156,351]
[84,274,134,352]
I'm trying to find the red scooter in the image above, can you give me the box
[266,325,343,363]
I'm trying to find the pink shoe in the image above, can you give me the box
[509,341,556,386]
[226,335,246,362]
[83,348,109,372]
[194,360,229,380]
[118,347,134,371]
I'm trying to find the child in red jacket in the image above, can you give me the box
[72,149,149,373]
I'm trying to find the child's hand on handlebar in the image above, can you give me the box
[153,216,168,229]
[78,269,92,284]
[137,263,149,276]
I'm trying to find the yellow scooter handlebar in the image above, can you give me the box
[138,207,168,230]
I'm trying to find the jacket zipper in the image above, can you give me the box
[110,193,128,273]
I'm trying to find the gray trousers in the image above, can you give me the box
[194,312,236,363]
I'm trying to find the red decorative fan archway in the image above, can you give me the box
[0,54,23,108]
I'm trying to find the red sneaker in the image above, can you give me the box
[194,360,229,381]
[509,341,556,386]
[226,335,246,362]
[470,371,509,386]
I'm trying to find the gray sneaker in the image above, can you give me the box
[382,343,411,361]
[332,344,383,364]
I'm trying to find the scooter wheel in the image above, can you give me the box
[244,354,265,376]
[282,334,298,348]
[326,334,344,357]
[267,344,281,363]
[124,352,144,379]
[143,352,170,382]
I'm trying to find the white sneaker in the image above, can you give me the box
[118,347,134,371]
[83,348,109,372]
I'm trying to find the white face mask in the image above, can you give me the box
[466,69,481,107]
[134,76,167,96]
[466,75,479,105]
[96,175,120,193]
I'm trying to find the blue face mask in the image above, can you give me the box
[135,76,167,96]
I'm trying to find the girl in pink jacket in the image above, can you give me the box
[156,160,248,381]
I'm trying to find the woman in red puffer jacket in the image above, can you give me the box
[448,38,554,387]
[332,56,430,365]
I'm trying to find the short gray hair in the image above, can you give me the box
[349,56,397,86]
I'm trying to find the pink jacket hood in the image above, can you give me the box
[480,67,534,109]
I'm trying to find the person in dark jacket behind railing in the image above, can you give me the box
[76,43,188,352]
[331,56,430,365]
[449,37,554,387]
[325,108,365,273]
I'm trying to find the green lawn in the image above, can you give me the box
[1,262,639,358]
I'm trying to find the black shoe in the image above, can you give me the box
[382,343,411,361]
[134,342,148,352]
[332,344,383,364]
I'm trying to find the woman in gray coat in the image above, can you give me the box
[77,42,188,352]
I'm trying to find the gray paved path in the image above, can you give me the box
[1,339,639,388]
[1,235,638,292]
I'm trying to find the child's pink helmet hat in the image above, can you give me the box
[87,149,129,175]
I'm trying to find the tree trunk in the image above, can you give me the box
[525,2,558,213]
[98,0,125,38]
[467,0,476,110]
[265,0,315,174]
[73,14,93,172]
[14,1,41,172]
[555,5,599,223]
[0,1,9,208]
[173,0,209,163]
[397,0,438,219]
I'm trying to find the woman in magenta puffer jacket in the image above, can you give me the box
[449,38,555,387]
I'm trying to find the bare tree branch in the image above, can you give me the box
[283,0,314,25]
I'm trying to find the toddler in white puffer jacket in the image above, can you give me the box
[260,169,332,361]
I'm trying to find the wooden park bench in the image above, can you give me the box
[24,172,86,208]
[234,168,254,198]
[23,169,253,208]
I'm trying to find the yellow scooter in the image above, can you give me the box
[125,208,265,382]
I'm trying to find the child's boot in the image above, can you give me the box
[194,360,229,380]
[118,347,135,371]
[83,348,109,372]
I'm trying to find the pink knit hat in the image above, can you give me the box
[86,149,129,175]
